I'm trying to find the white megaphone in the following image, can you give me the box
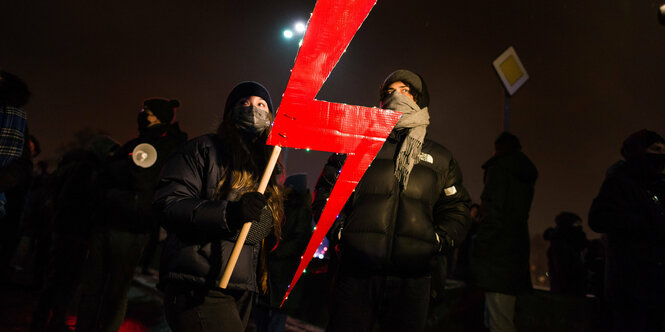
[132,143,157,168]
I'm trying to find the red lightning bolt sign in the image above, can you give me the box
[266,0,400,305]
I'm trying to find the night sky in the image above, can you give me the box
[2,0,665,241]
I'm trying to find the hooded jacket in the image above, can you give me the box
[471,150,537,295]
[313,130,471,276]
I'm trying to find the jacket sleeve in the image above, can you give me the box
[588,175,650,234]
[312,153,346,243]
[153,141,235,238]
[433,156,472,248]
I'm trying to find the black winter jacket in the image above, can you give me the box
[313,131,471,276]
[589,160,665,304]
[153,134,263,293]
[101,123,187,232]
[471,150,537,295]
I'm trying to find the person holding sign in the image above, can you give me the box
[153,82,283,332]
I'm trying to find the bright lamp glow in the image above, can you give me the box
[295,22,306,33]
[283,30,294,39]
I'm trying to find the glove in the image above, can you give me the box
[226,192,268,230]
[245,208,273,244]
[435,231,454,255]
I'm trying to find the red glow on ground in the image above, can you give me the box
[65,315,150,331]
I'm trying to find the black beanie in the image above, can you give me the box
[143,98,179,124]
[223,81,274,118]
[380,69,430,108]
[621,129,665,161]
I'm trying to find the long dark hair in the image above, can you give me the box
[213,113,283,240]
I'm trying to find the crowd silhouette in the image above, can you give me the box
[1,69,664,332]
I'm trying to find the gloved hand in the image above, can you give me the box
[435,231,454,255]
[244,208,273,244]
[226,192,273,245]
[226,192,268,230]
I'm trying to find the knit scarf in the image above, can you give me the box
[382,93,430,190]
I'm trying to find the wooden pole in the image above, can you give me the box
[219,145,282,288]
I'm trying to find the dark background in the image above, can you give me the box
[1,0,664,242]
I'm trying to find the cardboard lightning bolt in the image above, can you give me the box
[219,0,401,306]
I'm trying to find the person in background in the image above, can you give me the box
[0,69,32,285]
[471,132,537,332]
[543,211,588,296]
[251,173,313,332]
[589,129,665,332]
[76,98,187,332]
[31,135,119,332]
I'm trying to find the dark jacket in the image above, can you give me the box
[313,131,471,276]
[589,160,665,304]
[101,123,187,232]
[267,187,312,308]
[471,150,537,295]
[543,225,588,295]
[153,134,263,293]
[50,149,105,236]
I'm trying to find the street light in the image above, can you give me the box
[295,22,306,33]
[282,20,307,42]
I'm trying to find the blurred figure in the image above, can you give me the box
[11,135,51,287]
[154,82,282,332]
[589,129,665,332]
[0,70,33,284]
[0,70,28,217]
[471,132,537,332]
[76,98,187,332]
[30,135,119,332]
[251,173,313,332]
[452,203,481,281]
[584,237,606,298]
[314,69,471,332]
[543,212,588,296]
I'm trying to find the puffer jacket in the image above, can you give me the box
[153,134,262,292]
[313,131,471,275]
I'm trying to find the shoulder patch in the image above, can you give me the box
[444,186,457,196]
[419,152,434,164]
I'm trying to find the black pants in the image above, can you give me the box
[164,288,254,332]
[31,233,88,331]
[76,229,150,332]
[326,270,431,332]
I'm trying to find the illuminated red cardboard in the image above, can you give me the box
[266,0,400,305]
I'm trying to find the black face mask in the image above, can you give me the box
[645,153,665,174]
[232,105,271,137]
[137,111,150,131]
